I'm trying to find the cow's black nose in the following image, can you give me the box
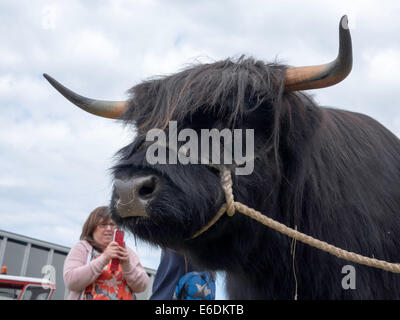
[114,175,159,218]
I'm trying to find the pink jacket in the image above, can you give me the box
[63,240,150,300]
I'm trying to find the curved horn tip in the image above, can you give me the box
[42,73,128,119]
[43,73,57,86]
[340,15,349,30]
[43,73,52,81]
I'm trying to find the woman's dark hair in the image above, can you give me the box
[80,206,112,249]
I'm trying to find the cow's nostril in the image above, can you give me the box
[138,177,157,199]
[114,175,160,218]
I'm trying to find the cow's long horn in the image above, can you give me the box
[43,73,128,119]
[284,15,352,91]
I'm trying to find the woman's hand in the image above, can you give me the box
[118,246,130,266]
[103,241,121,262]
[103,242,130,266]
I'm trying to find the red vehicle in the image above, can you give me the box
[0,274,55,300]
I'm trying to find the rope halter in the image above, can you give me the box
[190,167,400,274]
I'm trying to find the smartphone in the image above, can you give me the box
[110,229,124,272]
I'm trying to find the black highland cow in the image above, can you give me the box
[44,16,400,299]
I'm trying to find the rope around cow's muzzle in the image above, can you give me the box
[191,168,400,274]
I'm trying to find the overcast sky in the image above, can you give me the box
[1,0,400,299]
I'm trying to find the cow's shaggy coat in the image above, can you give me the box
[111,57,400,299]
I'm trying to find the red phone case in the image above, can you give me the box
[110,229,124,272]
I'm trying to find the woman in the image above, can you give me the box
[63,206,149,300]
